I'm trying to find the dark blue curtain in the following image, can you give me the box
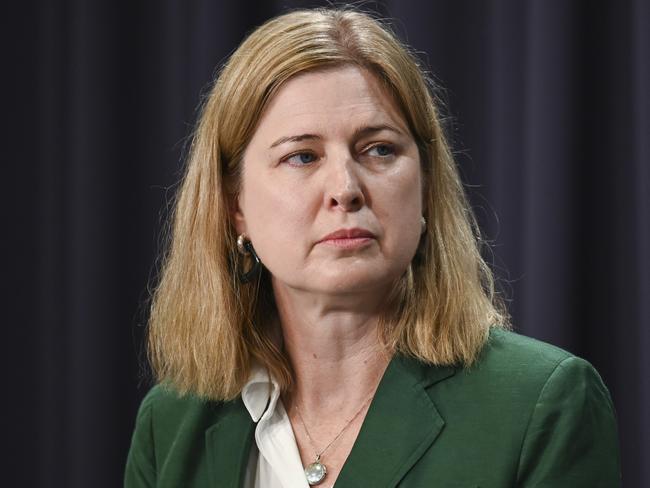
[7,1,648,486]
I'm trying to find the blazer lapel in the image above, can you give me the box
[205,398,255,488]
[335,355,456,488]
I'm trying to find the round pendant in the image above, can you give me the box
[304,460,327,485]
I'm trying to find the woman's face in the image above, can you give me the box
[234,65,423,297]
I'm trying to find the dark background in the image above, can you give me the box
[6,0,648,486]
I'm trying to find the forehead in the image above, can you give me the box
[252,65,410,139]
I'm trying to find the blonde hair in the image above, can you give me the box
[147,7,510,400]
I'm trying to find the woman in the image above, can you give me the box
[125,8,621,488]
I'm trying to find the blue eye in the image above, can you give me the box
[367,144,395,157]
[284,152,317,165]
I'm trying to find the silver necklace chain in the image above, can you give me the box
[293,392,374,461]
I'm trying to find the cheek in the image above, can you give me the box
[377,166,423,257]
[240,171,316,264]
[248,182,311,227]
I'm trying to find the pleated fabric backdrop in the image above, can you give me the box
[6,0,648,486]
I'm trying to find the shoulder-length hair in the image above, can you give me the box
[147,7,509,400]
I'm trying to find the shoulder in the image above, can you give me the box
[421,327,621,486]
[125,384,226,486]
[465,326,598,392]
[136,384,218,420]
[474,329,621,485]
[431,326,616,435]
[132,384,225,447]
[480,326,573,369]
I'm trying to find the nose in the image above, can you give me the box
[325,155,365,212]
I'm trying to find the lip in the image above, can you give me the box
[317,228,376,249]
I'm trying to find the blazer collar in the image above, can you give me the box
[334,354,456,487]
[204,354,456,488]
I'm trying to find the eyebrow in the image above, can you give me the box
[268,124,405,149]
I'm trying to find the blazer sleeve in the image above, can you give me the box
[124,389,158,488]
[515,356,622,487]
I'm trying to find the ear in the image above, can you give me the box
[229,193,247,236]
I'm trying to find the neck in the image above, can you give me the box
[273,279,392,416]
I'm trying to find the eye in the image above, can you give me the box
[366,143,396,158]
[283,151,318,166]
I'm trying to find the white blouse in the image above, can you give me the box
[241,364,310,488]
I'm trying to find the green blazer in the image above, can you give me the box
[125,328,621,487]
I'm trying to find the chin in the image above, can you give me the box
[313,267,401,295]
